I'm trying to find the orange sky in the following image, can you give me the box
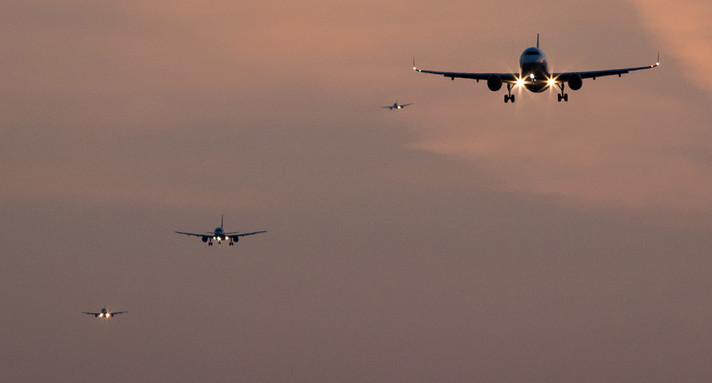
[2,1,712,382]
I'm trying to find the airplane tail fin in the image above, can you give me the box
[536,33,539,48]
[221,214,224,229]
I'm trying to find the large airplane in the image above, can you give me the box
[175,215,267,246]
[83,307,127,318]
[383,102,412,110]
[413,34,659,103]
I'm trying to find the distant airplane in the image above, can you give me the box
[83,307,126,318]
[175,215,267,246]
[383,102,412,110]
[413,34,659,103]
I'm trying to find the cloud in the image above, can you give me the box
[410,92,712,211]
[627,0,712,92]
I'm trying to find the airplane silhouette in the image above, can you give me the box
[83,306,127,318]
[413,34,659,103]
[175,215,267,246]
[382,102,412,110]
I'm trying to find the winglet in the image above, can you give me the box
[655,51,660,67]
[412,56,418,71]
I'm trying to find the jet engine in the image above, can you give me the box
[201,237,208,243]
[231,236,240,243]
[568,73,583,90]
[487,75,502,91]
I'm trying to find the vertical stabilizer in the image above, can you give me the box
[536,33,539,48]
[221,214,224,229]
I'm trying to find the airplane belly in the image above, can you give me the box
[525,83,548,93]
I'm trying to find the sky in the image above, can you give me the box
[2,0,712,381]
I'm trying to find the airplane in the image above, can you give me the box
[175,215,267,246]
[412,34,659,103]
[83,307,127,318]
[383,102,412,110]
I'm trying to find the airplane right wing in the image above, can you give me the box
[413,59,519,83]
[175,231,209,238]
[112,311,127,315]
[82,312,98,316]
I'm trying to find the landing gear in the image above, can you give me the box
[504,83,515,103]
[557,83,569,102]
[208,241,213,246]
[229,241,234,246]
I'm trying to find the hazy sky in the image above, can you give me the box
[2,1,712,382]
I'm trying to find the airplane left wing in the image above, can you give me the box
[225,230,267,237]
[82,312,98,316]
[554,62,659,81]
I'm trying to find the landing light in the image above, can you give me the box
[515,77,525,88]
[547,77,556,87]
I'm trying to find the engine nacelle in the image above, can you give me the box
[568,73,583,90]
[201,236,208,243]
[487,75,502,92]
[232,236,240,243]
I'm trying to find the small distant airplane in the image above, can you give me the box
[175,215,267,246]
[413,34,659,103]
[83,307,126,318]
[383,102,412,110]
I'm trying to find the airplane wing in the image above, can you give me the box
[224,230,267,237]
[414,57,658,83]
[112,311,127,315]
[553,62,659,81]
[82,312,99,316]
[175,231,209,238]
[414,66,519,83]
[382,106,392,109]
[401,103,412,107]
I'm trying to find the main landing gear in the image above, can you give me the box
[504,83,515,103]
[557,83,569,102]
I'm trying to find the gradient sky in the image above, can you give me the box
[2,1,712,382]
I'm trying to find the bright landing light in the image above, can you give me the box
[547,77,557,87]
[515,77,525,88]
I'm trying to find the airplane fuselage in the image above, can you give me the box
[519,47,549,93]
